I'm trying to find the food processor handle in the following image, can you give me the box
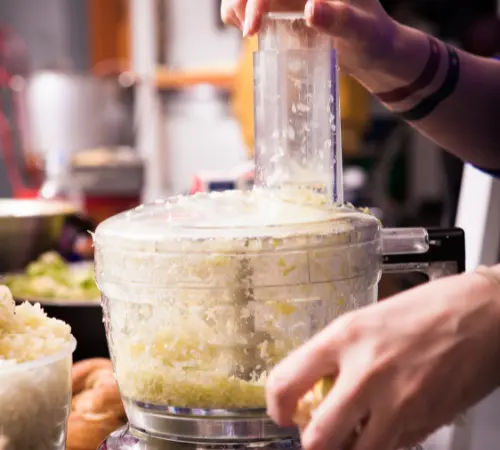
[381,227,466,278]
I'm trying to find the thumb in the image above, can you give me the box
[305,0,373,41]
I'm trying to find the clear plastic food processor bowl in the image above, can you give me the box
[94,190,382,443]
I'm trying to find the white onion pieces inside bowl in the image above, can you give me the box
[0,285,76,450]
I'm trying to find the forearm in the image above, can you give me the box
[456,265,500,386]
[350,23,500,170]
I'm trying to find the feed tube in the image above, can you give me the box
[254,13,343,204]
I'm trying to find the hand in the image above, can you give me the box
[221,0,399,73]
[265,272,500,450]
[221,0,307,32]
[74,235,94,259]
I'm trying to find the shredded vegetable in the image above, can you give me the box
[3,252,99,303]
[0,285,72,363]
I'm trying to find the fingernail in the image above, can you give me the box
[305,1,314,21]
[242,19,251,37]
[310,2,332,29]
[235,12,244,30]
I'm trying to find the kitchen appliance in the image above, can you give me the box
[94,11,464,450]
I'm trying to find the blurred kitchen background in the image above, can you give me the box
[0,0,498,226]
[1,2,500,450]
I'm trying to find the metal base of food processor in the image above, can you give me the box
[98,425,301,450]
[99,425,426,450]
[121,398,298,443]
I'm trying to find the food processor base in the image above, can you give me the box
[99,425,426,450]
[99,426,301,450]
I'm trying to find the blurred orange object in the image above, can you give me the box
[232,37,258,159]
[156,67,235,90]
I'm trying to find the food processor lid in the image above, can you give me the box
[94,189,380,253]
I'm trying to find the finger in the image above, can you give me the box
[243,0,270,36]
[221,1,243,28]
[350,414,397,450]
[228,9,244,29]
[305,0,370,39]
[233,10,245,29]
[266,330,339,426]
[301,370,367,450]
[233,0,247,22]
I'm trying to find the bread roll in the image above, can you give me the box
[67,359,126,450]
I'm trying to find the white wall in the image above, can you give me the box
[163,0,241,69]
[161,0,247,195]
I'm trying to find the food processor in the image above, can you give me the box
[94,11,465,450]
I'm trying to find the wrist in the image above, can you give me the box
[350,22,432,95]
[470,266,500,385]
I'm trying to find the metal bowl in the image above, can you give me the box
[0,199,77,273]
